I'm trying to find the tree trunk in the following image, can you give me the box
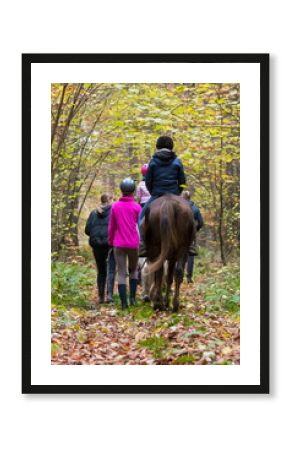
[218,160,227,265]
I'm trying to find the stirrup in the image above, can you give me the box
[188,242,198,256]
[138,241,147,257]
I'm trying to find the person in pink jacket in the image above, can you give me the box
[108,177,142,309]
[136,164,151,207]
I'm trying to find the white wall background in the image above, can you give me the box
[0,1,287,449]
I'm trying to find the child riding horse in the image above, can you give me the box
[139,135,195,256]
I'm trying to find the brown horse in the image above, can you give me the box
[142,194,196,312]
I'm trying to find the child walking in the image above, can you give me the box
[108,178,142,309]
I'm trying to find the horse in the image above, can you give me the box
[142,194,196,312]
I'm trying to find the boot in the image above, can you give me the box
[107,291,114,304]
[138,239,147,257]
[188,240,198,257]
[106,273,115,304]
[118,284,128,309]
[129,279,138,306]
[97,274,106,304]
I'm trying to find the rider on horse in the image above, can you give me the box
[136,164,151,208]
[139,135,196,257]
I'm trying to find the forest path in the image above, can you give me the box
[51,265,240,365]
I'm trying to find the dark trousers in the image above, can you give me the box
[138,195,157,225]
[187,255,194,281]
[107,248,116,295]
[92,245,110,297]
[138,195,159,237]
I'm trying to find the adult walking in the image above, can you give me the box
[181,190,204,283]
[85,193,115,304]
[108,178,142,309]
[106,248,116,303]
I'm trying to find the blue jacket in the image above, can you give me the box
[188,200,204,231]
[145,149,186,197]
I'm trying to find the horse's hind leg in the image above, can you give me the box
[165,260,175,309]
[153,266,165,311]
[140,259,151,302]
[173,255,186,313]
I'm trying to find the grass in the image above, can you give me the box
[138,336,168,358]
[51,343,60,353]
[159,313,196,329]
[107,293,155,321]
[131,303,155,321]
[173,354,198,364]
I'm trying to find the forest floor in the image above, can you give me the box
[51,256,240,365]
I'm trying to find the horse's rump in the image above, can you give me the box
[144,194,195,273]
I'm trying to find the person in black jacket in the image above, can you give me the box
[182,190,204,282]
[145,137,186,197]
[85,193,115,304]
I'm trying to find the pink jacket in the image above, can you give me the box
[136,180,151,205]
[108,196,142,248]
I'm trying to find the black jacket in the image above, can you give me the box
[145,149,186,196]
[85,205,111,247]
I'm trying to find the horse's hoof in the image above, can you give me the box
[154,304,165,311]
[142,295,150,303]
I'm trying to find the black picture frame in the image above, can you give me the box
[22,53,269,394]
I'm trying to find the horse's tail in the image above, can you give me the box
[148,200,178,273]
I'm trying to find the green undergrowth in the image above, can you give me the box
[51,261,95,307]
[194,261,240,316]
[51,254,240,318]
[75,245,95,264]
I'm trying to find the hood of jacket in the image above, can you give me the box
[95,204,111,218]
[153,148,177,165]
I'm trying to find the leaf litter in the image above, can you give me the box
[51,268,240,365]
